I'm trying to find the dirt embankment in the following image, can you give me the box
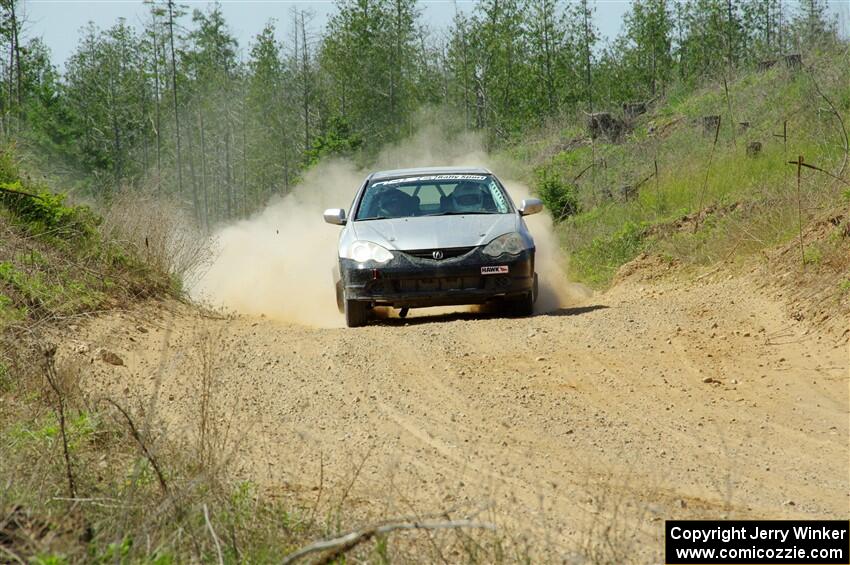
[53,264,849,560]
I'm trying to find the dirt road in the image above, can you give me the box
[57,267,849,559]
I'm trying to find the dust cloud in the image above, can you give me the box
[190,160,360,327]
[190,126,581,326]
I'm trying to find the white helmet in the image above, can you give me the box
[451,182,484,212]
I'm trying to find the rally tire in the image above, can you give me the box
[336,281,345,313]
[344,299,369,328]
[503,291,534,317]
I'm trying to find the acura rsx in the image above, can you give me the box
[323,167,543,327]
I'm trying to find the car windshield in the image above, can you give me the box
[355,174,512,220]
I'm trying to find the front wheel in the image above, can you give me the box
[503,291,534,317]
[335,280,345,313]
[344,299,370,327]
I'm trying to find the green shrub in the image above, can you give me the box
[534,166,579,221]
[570,221,647,288]
[0,359,9,392]
[0,181,100,239]
[803,246,822,265]
[305,115,363,167]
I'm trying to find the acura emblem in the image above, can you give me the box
[432,250,444,260]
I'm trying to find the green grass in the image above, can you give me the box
[0,359,9,393]
[0,261,106,316]
[0,291,27,328]
[0,145,174,329]
[5,411,100,452]
[803,246,823,265]
[512,47,850,288]
[570,221,648,287]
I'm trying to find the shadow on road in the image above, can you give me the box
[541,304,609,317]
[368,303,609,327]
[370,310,497,327]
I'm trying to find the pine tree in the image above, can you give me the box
[622,0,674,98]
[525,0,566,119]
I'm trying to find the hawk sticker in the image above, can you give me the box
[481,265,509,275]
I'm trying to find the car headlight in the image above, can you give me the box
[482,232,526,257]
[343,240,394,264]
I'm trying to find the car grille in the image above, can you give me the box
[367,275,511,295]
[401,247,476,260]
[396,277,482,292]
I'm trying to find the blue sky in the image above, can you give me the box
[21,0,632,68]
[18,0,850,69]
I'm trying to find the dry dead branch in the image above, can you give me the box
[103,398,169,496]
[694,116,722,233]
[807,68,849,180]
[203,504,224,565]
[42,345,76,499]
[281,519,497,565]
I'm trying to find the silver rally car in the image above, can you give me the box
[323,167,543,327]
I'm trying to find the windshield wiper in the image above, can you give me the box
[356,216,392,221]
[426,211,495,216]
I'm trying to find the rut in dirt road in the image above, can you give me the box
[60,272,850,559]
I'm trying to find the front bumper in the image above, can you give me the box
[339,247,535,308]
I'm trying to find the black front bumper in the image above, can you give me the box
[340,247,535,308]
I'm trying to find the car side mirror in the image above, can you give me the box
[519,198,543,216]
[323,208,347,225]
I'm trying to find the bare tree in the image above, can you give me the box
[167,0,184,196]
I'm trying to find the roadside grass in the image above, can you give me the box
[0,377,318,563]
[511,46,850,289]
[0,144,550,564]
[0,323,552,564]
[0,149,177,337]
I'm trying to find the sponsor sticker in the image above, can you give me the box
[371,175,488,187]
[481,265,509,275]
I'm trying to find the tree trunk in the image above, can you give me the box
[0,56,7,137]
[186,106,200,223]
[241,105,248,214]
[223,60,233,220]
[11,0,21,118]
[167,0,183,196]
[8,19,14,133]
[461,22,470,130]
[582,0,593,114]
[726,0,735,69]
[199,108,210,231]
[300,12,310,153]
[225,128,233,220]
[703,115,721,136]
[110,74,122,182]
[275,78,290,195]
[765,0,771,51]
[543,0,555,115]
[152,20,163,181]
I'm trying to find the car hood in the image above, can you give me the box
[351,214,518,250]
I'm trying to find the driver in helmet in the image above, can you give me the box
[450,181,485,213]
[377,188,411,217]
